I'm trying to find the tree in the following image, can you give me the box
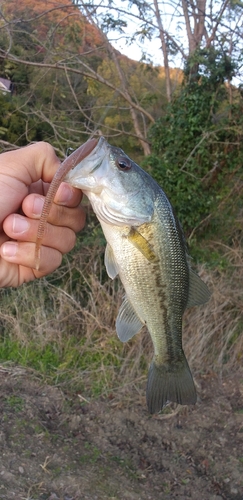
[0,0,242,159]
[80,0,242,97]
[0,0,166,155]
[144,48,243,237]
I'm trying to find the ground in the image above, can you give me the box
[0,366,242,500]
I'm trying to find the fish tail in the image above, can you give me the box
[146,353,197,414]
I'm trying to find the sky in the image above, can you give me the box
[112,31,164,66]
[99,0,187,70]
[81,0,243,85]
[109,5,242,87]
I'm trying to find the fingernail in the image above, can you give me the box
[13,215,30,234]
[33,196,44,216]
[2,242,18,257]
[56,183,73,204]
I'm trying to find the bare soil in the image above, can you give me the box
[0,366,242,500]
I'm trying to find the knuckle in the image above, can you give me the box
[65,231,76,252]
[37,141,55,156]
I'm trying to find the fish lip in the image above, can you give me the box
[87,137,108,172]
[89,159,103,175]
[64,136,109,189]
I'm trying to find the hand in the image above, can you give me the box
[0,142,85,287]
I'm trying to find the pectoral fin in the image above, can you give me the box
[186,269,211,308]
[104,243,119,279]
[127,227,156,262]
[116,296,144,342]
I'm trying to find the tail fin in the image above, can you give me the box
[146,353,197,414]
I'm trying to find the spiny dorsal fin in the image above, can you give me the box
[186,269,211,308]
[116,296,144,342]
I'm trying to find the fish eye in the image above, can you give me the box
[116,156,132,171]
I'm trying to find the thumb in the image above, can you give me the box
[1,142,61,185]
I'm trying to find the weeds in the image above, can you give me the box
[0,216,242,401]
[183,241,243,376]
[0,232,150,399]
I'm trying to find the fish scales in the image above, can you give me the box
[100,194,195,414]
[62,136,211,413]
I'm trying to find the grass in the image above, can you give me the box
[0,212,242,402]
[183,240,243,376]
[0,228,151,399]
[4,395,25,412]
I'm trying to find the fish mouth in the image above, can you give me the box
[65,135,154,226]
[65,136,108,182]
[84,136,108,174]
[90,159,103,174]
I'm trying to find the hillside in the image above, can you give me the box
[0,0,183,156]
[2,0,104,52]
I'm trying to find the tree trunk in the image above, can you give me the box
[153,0,172,102]
[80,1,151,155]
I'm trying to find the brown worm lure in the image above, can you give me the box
[35,137,98,270]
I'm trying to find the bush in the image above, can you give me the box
[144,50,243,242]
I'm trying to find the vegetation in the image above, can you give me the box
[145,48,243,237]
[0,217,242,401]
[0,0,242,401]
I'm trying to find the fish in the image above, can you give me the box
[40,136,211,413]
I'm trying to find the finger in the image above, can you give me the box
[28,181,83,207]
[0,243,64,283]
[1,142,61,185]
[28,179,50,196]
[21,194,86,232]
[0,143,60,224]
[54,182,83,207]
[2,214,77,254]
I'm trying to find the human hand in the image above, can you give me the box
[0,142,85,287]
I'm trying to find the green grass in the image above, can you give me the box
[4,395,25,412]
[0,243,150,399]
[0,214,242,402]
[79,443,101,464]
[0,333,142,396]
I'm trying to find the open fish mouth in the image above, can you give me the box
[65,136,108,181]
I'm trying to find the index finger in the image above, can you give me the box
[1,142,61,186]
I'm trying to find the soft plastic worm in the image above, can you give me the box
[35,138,98,270]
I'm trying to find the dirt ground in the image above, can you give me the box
[0,365,242,500]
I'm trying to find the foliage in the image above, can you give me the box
[0,92,39,146]
[87,57,167,154]
[145,49,243,239]
[0,1,106,152]
[0,0,165,155]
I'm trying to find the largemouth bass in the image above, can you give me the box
[63,137,210,413]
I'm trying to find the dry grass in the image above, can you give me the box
[184,242,243,375]
[0,230,242,402]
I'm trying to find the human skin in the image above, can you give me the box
[0,142,86,287]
